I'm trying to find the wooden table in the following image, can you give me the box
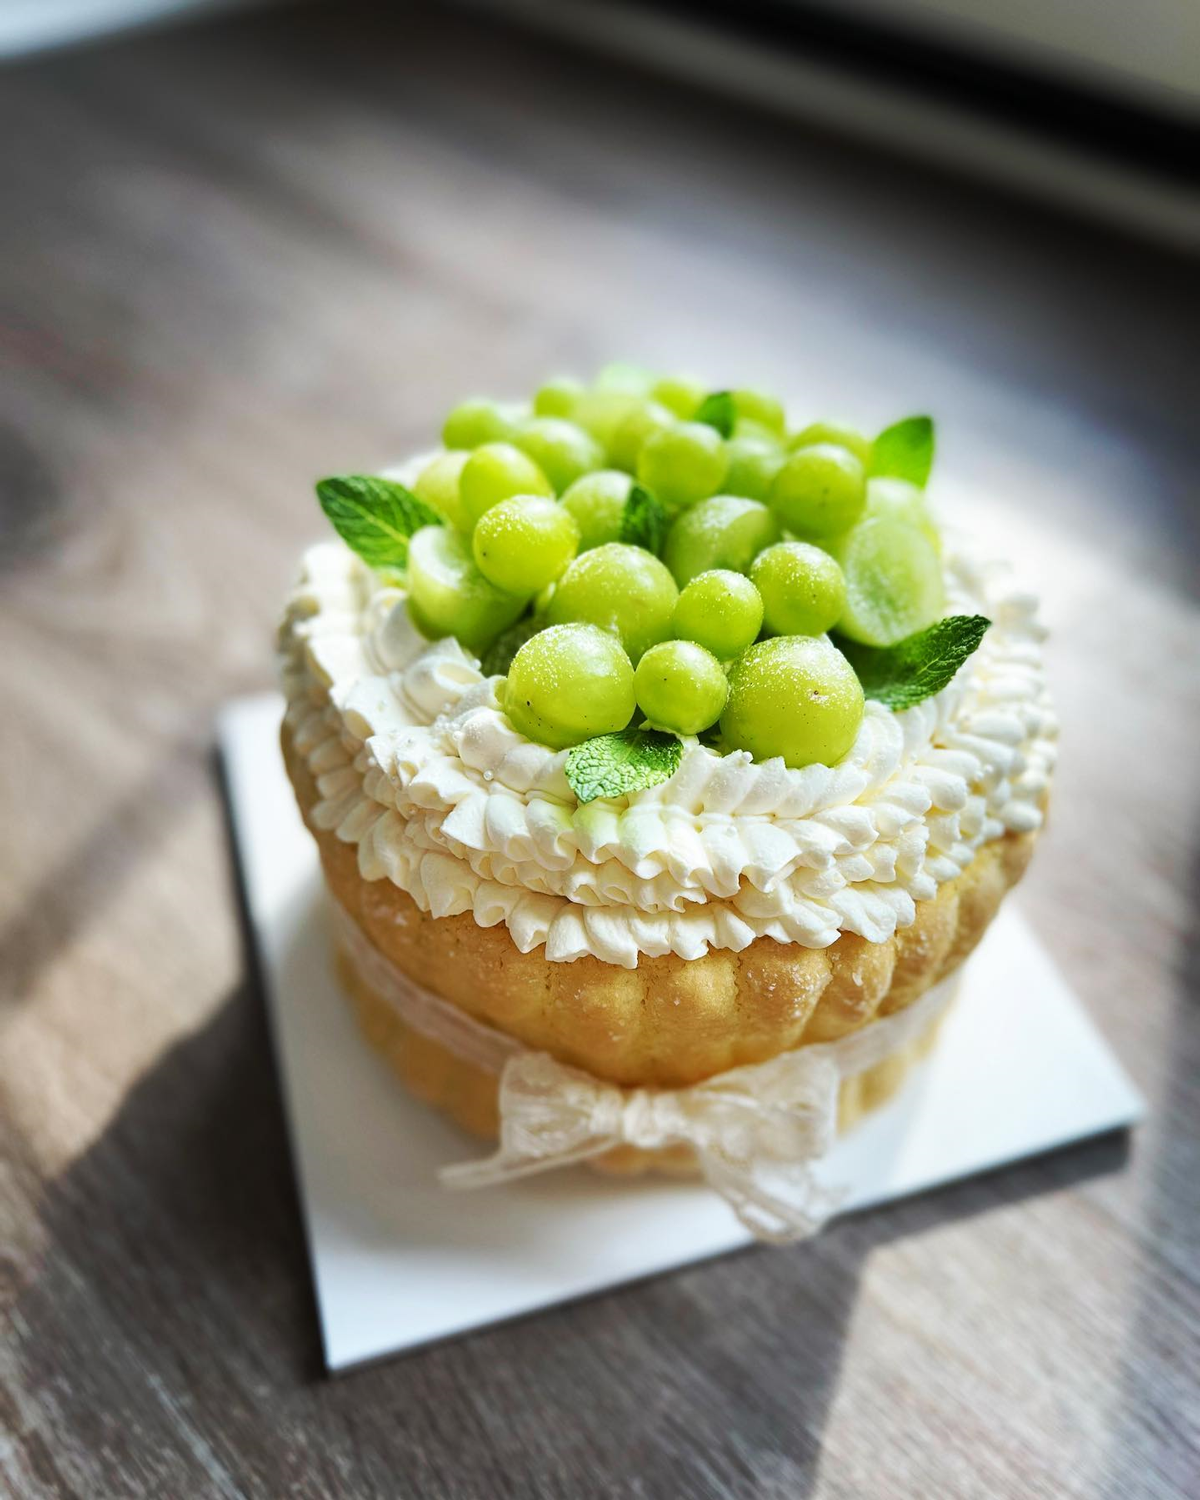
[2,5,1197,1496]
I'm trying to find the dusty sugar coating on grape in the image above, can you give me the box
[672,570,763,660]
[721,636,865,769]
[547,544,678,663]
[634,640,728,736]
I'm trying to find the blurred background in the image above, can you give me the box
[2,3,1197,1498]
[5,0,1198,244]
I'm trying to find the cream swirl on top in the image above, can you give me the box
[279,526,1055,969]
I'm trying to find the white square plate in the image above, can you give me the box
[219,693,1143,1372]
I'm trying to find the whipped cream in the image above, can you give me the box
[279,477,1056,969]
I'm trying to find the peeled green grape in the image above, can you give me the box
[571,390,641,451]
[731,418,782,446]
[731,388,785,436]
[750,541,846,637]
[559,470,633,551]
[634,640,728,735]
[650,374,706,419]
[533,376,585,419]
[546,542,678,662]
[865,476,941,554]
[406,525,528,652]
[504,623,635,749]
[826,515,944,646]
[663,494,780,587]
[514,418,603,494]
[636,422,729,511]
[594,362,656,396]
[472,495,579,594]
[788,421,871,464]
[412,450,471,531]
[459,442,553,527]
[673,569,764,659]
[442,399,518,450]
[721,636,864,768]
[608,400,676,473]
[769,443,866,538]
[722,435,784,501]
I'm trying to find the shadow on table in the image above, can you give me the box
[6,754,1137,1499]
[1094,836,1200,1500]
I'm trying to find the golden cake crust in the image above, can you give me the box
[284,723,1037,1090]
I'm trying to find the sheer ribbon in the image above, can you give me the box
[332,903,957,1243]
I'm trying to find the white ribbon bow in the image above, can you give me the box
[332,899,956,1244]
[440,1047,847,1242]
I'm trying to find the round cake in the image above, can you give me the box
[277,368,1055,1230]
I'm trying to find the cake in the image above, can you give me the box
[278,367,1055,1240]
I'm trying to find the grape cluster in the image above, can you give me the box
[402,365,944,769]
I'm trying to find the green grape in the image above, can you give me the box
[594,361,656,395]
[607,399,676,473]
[546,542,678,662]
[650,374,707,419]
[788,421,871,464]
[412,450,471,531]
[572,390,642,451]
[722,435,784,501]
[826,515,944,646]
[459,442,554,526]
[769,443,866,538]
[637,422,729,511]
[672,569,764,659]
[504,623,635,749]
[442,398,519,450]
[514,418,603,494]
[663,494,780,587]
[866,476,941,554]
[731,388,786,436]
[634,640,728,736]
[559,470,633,551]
[750,541,846,637]
[406,525,528,652]
[472,495,580,594]
[731,418,782,445]
[533,376,585,419]
[721,636,864,769]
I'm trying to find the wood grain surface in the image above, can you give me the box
[1,4,1197,1497]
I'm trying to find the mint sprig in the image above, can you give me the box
[565,728,683,803]
[869,416,935,488]
[836,614,990,711]
[316,474,442,577]
[694,390,735,439]
[618,482,669,555]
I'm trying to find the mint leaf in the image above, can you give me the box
[694,390,735,439]
[565,728,683,803]
[316,474,442,576]
[836,614,989,711]
[618,482,669,555]
[481,615,541,677]
[869,416,935,488]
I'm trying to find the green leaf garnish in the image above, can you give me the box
[694,390,735,440]
[316,474,442,577]
[835,614,990,711]
[565,727,683,803]
[618,482,669,555]
[481,615,542,677]
[869,416,935,488]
